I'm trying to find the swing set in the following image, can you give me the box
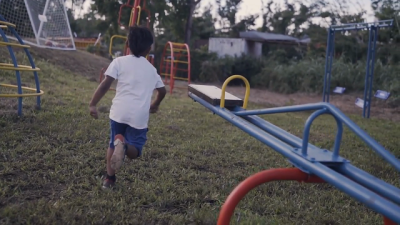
[99,0,191,94]
[322,20,393,118]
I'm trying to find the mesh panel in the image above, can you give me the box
[0,0,37,45]
[0,0,75,50]
[35,0,75,49]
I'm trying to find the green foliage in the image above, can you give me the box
[86,45,109,58]
[194,52,400,106]
[64,0,400,107]
[190,46,218,81]
[195,53,264,84]
[1,48,400,225]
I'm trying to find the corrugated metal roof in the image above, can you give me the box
[239,31,311,44]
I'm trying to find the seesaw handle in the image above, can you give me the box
[220,75,250,109]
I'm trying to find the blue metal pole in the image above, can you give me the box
[234,102,400,172]
[363,26,374,118]
[339,164,400,205]
[301,108,329,155]
[322,28,331,102]
[234,103,324,116]
[246,113,400,205]
[242,115,320,151]
[324,104,400,172]
[326,30,335,103]
[301,108,343,158]
[189,93,400,222]
[323,28,335,102]
[366,26,378,118]
[9,26,42,109]
[0,19,23,116]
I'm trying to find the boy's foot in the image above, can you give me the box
[111,134,126,171]
[102,178,115,189]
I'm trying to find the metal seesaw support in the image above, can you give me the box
[188,75,400,224]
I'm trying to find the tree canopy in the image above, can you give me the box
[67,0,398,45]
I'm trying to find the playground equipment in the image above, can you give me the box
[188,75,400,224]
[323,20,393,119]
[74,34,102,50]
[99,0,155,89]
[108,0,152,60]
[0,0,76,50]
[101,0,192,94]
[0,15,44,116]
[159,42,191,94]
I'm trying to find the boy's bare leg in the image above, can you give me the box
[125,144,139,159]
[111,135,126,170]
[106,148,116,176]
[103,147,116,188]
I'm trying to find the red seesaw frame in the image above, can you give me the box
[217,168,397,225]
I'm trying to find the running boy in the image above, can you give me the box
[88,25,166,189]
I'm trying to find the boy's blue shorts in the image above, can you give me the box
[109,119,148,157]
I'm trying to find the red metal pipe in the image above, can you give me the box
[217,168,324,225]
[123,0,142,55]
[184,43,191,84]
[384,216,397,225]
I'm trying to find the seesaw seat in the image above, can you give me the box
[188,84,243,108]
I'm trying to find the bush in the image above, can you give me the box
[190,46,219,81]
[196,53,264,85]
[196,53,400,106]
[86,45,109,58]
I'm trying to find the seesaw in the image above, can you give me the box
[188,75,400,225]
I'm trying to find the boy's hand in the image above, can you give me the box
[149,103,159,114]
[89,106,99,119]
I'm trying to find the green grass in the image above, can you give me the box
[0,52,400,225]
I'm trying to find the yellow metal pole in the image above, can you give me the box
[109,35,127,58]
[220,75,250,109]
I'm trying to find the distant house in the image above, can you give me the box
[239,31,311,45]
[208,31,311,58]
[208,37,262,58]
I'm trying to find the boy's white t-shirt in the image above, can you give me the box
[104,55,165,129]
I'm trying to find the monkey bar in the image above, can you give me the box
[160,42,191,94]
[0,15,44,116]
[100,0,154,88]
[188,75,400,224]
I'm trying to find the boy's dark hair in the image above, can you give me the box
[127,25,154,58]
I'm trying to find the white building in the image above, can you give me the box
[208,38,262,58]
[208,31,311,58]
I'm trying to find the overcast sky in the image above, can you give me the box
[74,0,376,27]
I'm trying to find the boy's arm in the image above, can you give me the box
[89,76,115,107]
[152,86,166,106]
[152,71,167,107]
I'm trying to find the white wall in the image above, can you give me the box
[208,38,262,58]
[245,41,262,58]
[208,38,247,58]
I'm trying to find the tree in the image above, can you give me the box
[161,0,202,45]
[216,0,242,35]
[184,0,202,44]
[191,3,217,40]
[372,0,400,43]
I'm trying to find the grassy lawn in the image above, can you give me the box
[0,52,400,225]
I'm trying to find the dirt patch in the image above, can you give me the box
[176,81,400,122]
[2,45,398,121]
[225,86,400,122]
